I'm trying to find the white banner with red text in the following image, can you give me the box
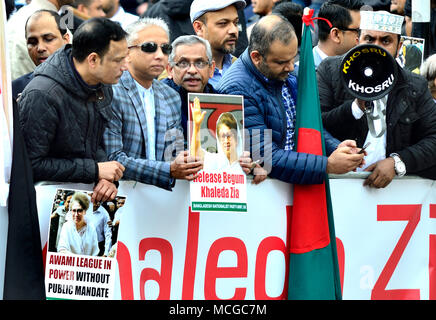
[33,175,436,300]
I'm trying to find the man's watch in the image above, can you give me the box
[390,153,406,177]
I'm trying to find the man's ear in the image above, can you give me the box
[329,27,342,44]
[87,52,100,68]
[77,3,87,14]
[192,20,205,37]
[166,63,173,79]
[395,39,404,58]
[208,60,216,78]
[250,50,263,67]
[63,32,70,44]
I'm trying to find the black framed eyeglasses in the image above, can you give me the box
[174,60,210,70]
[128,42,172,55]
[340,27,360,34]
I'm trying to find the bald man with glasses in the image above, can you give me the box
[104,18,203,191]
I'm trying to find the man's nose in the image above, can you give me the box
[285,60,294,72]
[228,23,239,36]
[36,42,47,52]
[187,62,198,73]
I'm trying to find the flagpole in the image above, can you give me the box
[288,7,341,300]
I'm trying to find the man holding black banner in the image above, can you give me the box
[318,10,436,188]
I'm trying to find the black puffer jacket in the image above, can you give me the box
[18,44,114,183]
[317,54,436,179]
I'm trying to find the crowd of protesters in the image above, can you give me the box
[3,0,436,263]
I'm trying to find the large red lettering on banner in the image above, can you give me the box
[138,238,173,300]
[254,236,287,299]
[182,209,200,300]
[371,205,421,300]
[116,206,290,299]
[117,241,134,300]
[88,202,436,300]
[204,237,248,300]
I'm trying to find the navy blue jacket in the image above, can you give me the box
[218,49,339,185]
[12,72,34,101]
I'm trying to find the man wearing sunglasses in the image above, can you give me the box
[104,18,204,191]
[190,0,246,90]
[313,0,362,69]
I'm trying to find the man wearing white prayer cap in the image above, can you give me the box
[317,9,436,189]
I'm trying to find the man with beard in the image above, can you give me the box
[218,14,365,184]
[103,18,204,190]
[190,0,246,89]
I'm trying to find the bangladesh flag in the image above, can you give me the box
[287,9,342,300]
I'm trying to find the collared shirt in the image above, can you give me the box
[134,80,156,160]
[314,45,329,61]
[282,82,297,151]
[209,53,234,90]
[261,75,297,150]
[351,98,387,170]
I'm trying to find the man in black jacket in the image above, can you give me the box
[318,10,436,188]
[19,18,128,203]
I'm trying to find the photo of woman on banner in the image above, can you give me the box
[190,96,255,176]
[57,191,99,256]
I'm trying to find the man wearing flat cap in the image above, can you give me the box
[190,0,246,89]
[318,10,436,188]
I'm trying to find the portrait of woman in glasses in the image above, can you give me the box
[190,97,244,174]
[57,192,99,256]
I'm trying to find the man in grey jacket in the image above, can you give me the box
[19,18,128,203]
[103,18,204,191]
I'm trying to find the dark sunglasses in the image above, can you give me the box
[128,42,172,55]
